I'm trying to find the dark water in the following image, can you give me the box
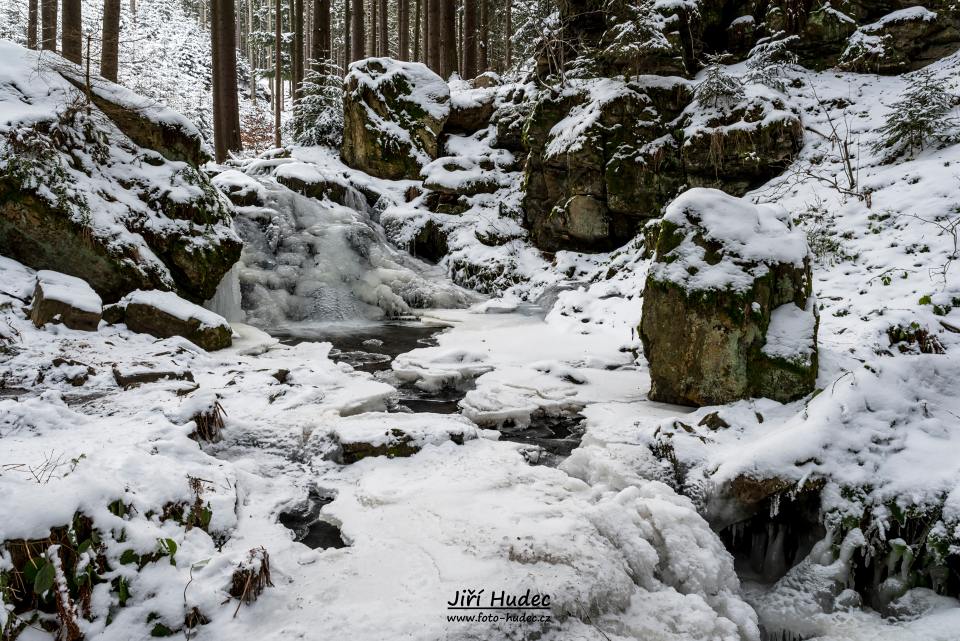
[277,488,346,550]
[272,321,446,373]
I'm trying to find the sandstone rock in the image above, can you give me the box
[0,43,240,304]
[840,7,960,74]
[29,271,102,331]
[522,77,691,252]
[445,88,496,135]
[113,366,195,389]
[640,189,818,406]
[341,58,450,180]
[680,93,803,195]
[104,289,232,351]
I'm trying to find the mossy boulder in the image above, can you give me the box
[0,43,240,304]
[640,188,817,407]
[522,79,684,252]
[341,58,450,180]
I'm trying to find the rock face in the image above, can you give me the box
[521,76,801,252]
[103,289,232,351]
[341,58,450,180]
[0,42,240,304]
[839,7,960,73]
[30,271,102,331]
[640,189,818,406]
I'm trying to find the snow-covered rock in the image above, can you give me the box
[29,270,103,331]
[0,41,240,303]
[641,188,817,406]
[104,289,232,350]
[341,57,450,180]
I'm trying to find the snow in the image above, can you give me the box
[116,289,230,329]
[762,297,818,365]
[0,253,760,640]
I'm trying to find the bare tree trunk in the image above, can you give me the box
[62,0,82,65]
[505,0,511,68]
[438,0,455,78]
[478,0,487,71]
[412,0,420,61]
[397,0,408,60]
[377,0,387,56]
[426,0,439,72]
[101,0,121,81]
[350,0,364,61]
[27,0,39,49]
[368,0,376,57]
[248,0,257,101]
[213,0,243,161]
[344,0,352,64]
[312,0,330,63]
[292,0,304,102]
[462,0,476,78]
[275,0,282,147]
[41,0,57,51]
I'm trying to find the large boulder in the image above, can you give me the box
[341,58,450,180]
[0,42,240,304]
[29,271,102,331]
[640,189,818,407]
[103,289,232,351]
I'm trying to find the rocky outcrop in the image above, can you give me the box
[640,189,818,406]
[103,289,232,351]
[341,58,450,180]
[0,43,240,304]
[29,271,102,331]
[680,93,803,194]
[521,75,800,253]
[839,7,960,73]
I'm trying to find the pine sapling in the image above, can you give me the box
[744,35,798,91]
[694,53,744,109]
[874,70,957,159]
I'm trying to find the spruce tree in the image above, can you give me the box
[693,54,744,109]
[874,70,956,158]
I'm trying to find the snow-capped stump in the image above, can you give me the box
[640,188,818,406]
[312,412,481,464]
[341,57,450,180]
[104,289,232,351]
[29,270,103,331]
[0,42,240,304]
[230,547,274,610]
